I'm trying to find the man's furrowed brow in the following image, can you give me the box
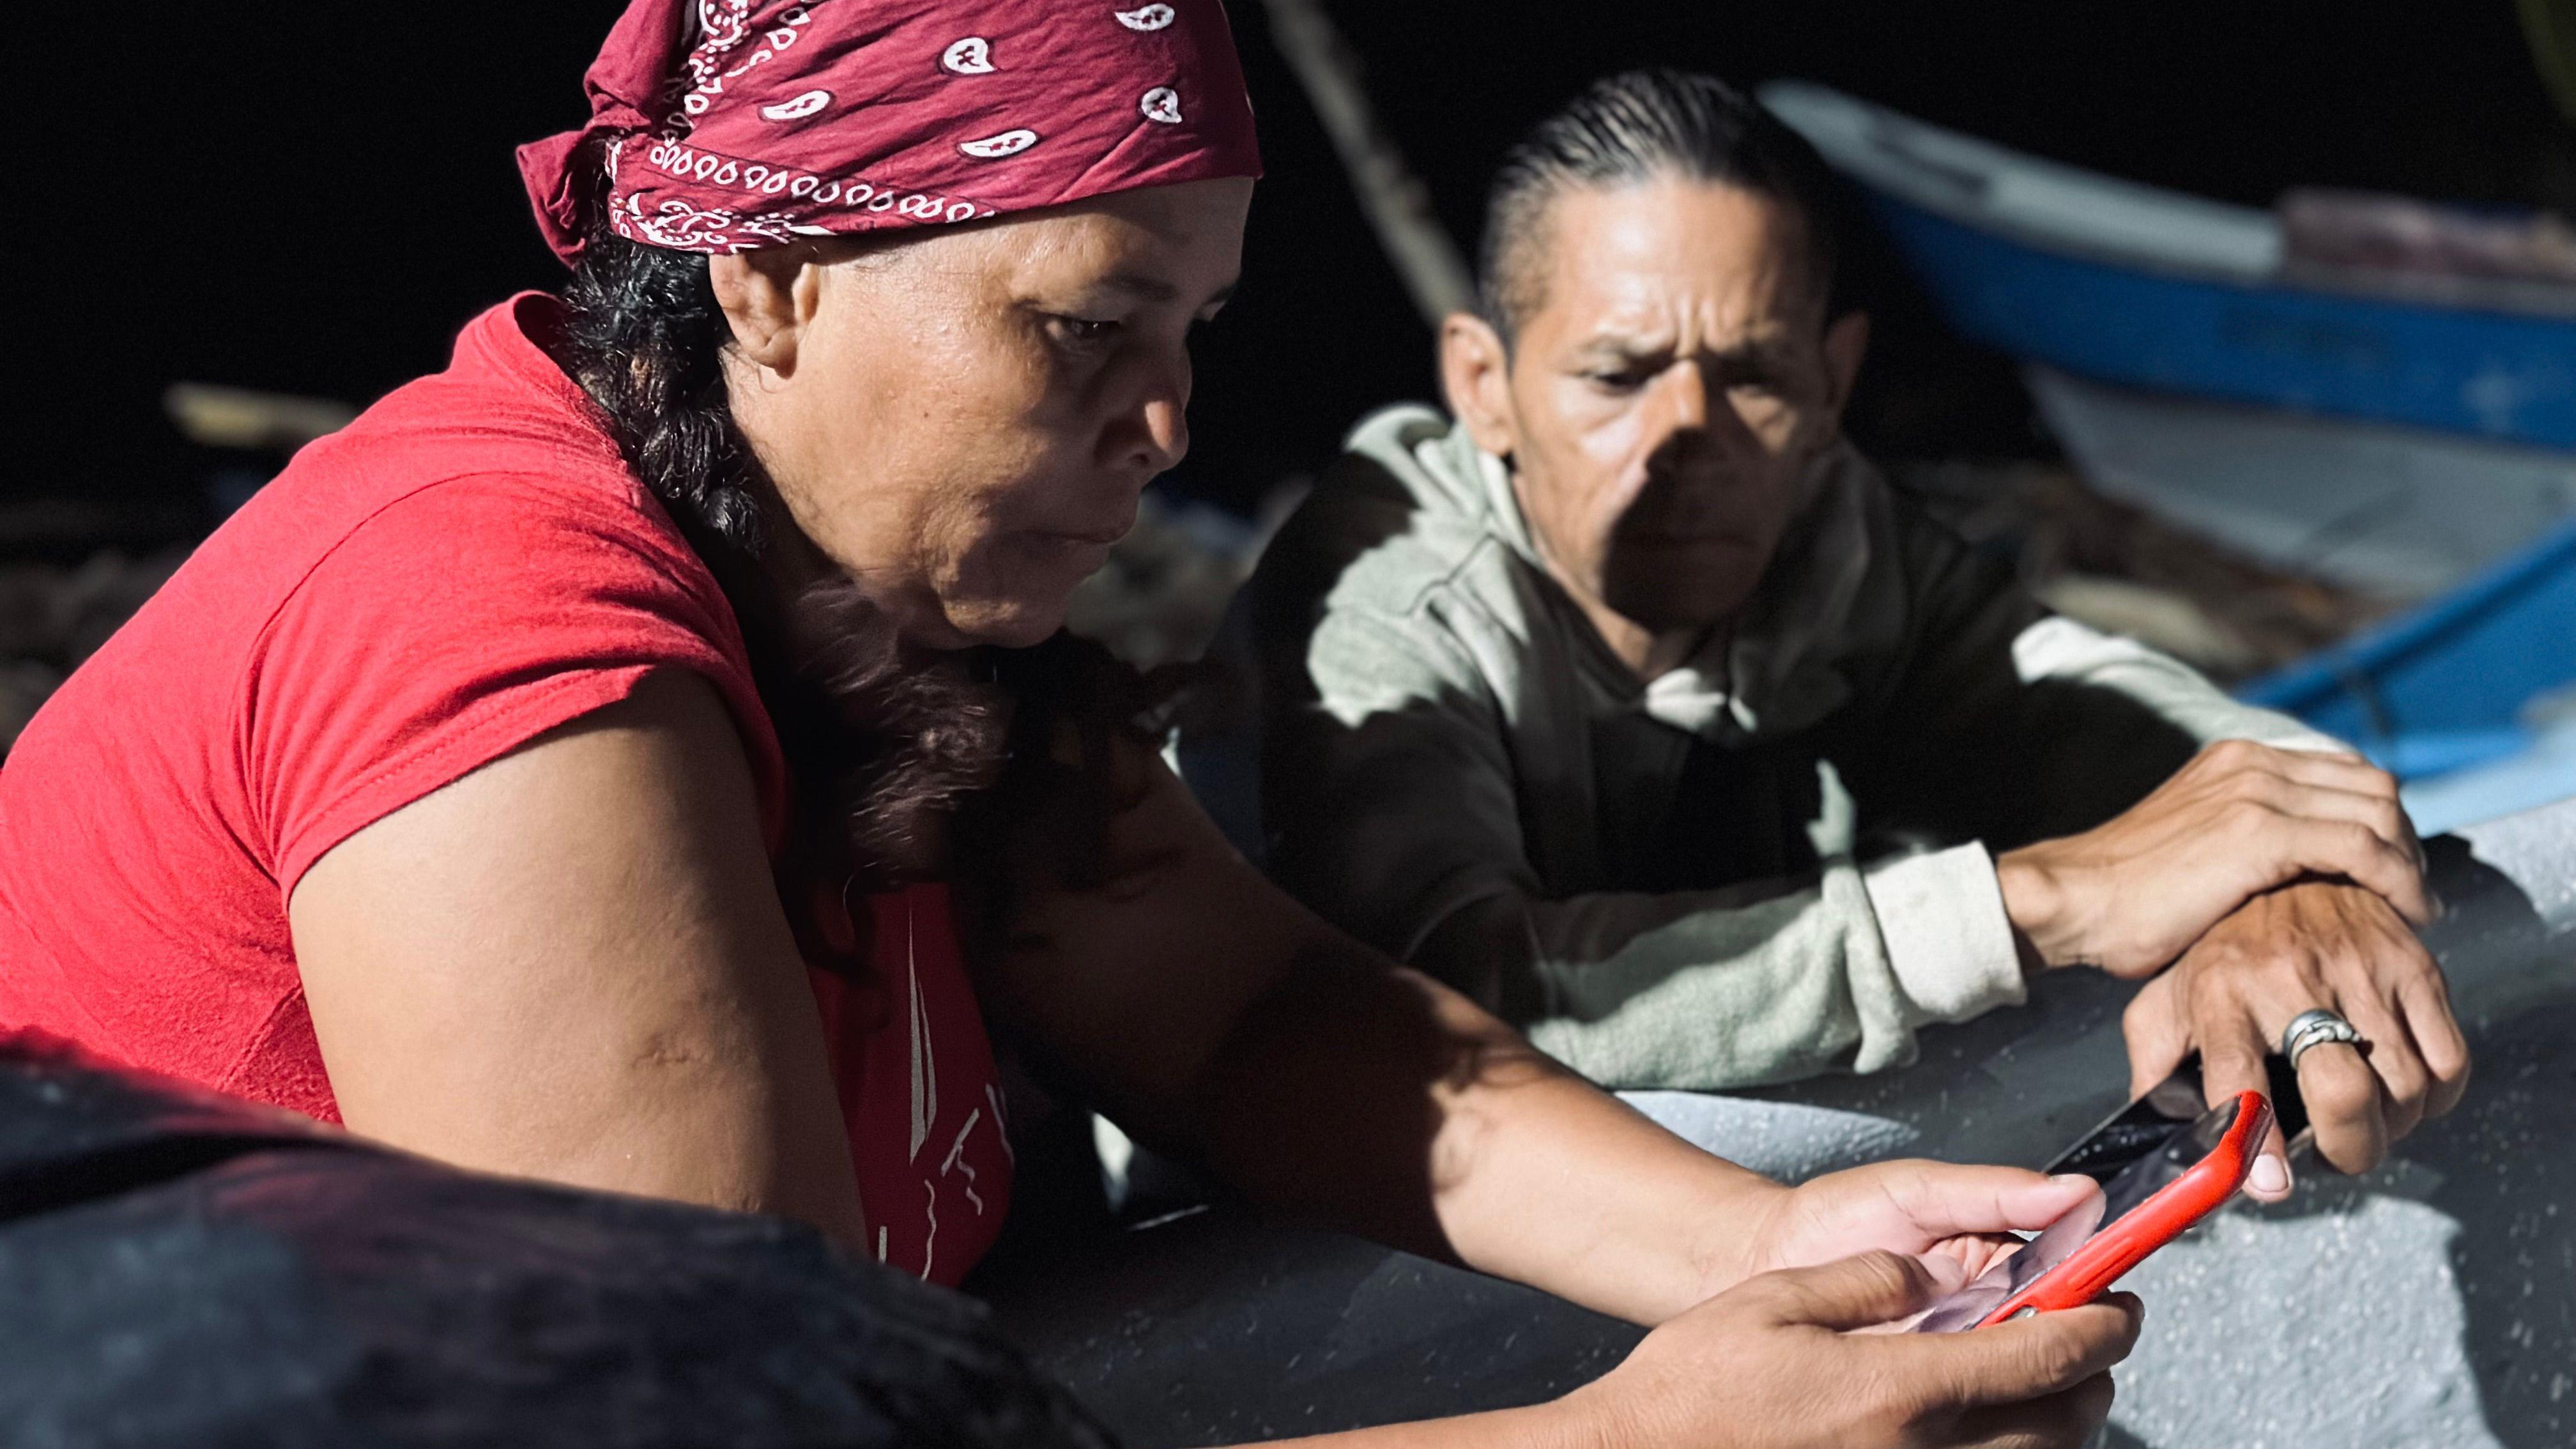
[1572,333,1667,364]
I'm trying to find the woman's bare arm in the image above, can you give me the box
[972,735,1786,1326]
[289,669,868,1248]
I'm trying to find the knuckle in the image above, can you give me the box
[2020,1327,2090,1388]
[2225,797,2277,831]
[2209,738,2260,769]
[1866,1361,1941,1425]
[2309,1069,2378,1120]
[2397,949,2447,990]
[2378,1046,2431,1095]
[2121,987,2166,1033]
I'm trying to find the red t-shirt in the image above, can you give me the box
[0,295,1009,1284]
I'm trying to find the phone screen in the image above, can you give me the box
[2045,1052,2308,1187]
[1912,1094,2250,1333]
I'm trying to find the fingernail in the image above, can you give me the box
[2249,1154,2290,1196]
[2048,1173,2097,1191]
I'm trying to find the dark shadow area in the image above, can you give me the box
[0,1033,1110,1448]
[21,4,2563,526]
[984,1205,1639,1448]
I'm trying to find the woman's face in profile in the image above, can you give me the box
[726,177,1252,650]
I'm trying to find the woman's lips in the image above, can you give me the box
[1031,514,1136,548]
[1020,524,1129,562]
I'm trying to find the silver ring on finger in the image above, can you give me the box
[2281,1008,2367,1071]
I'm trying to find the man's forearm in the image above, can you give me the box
[1188,928,1784,1326]
[1417,862,2026,1092]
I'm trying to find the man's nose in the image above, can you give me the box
[1649,359,1761,454]
[1654,358,1711,436]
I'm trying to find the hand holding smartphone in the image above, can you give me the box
[1913,1089,2272,1333]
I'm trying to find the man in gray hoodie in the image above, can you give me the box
[1214,70,2467,1195]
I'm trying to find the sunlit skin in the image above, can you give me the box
[713,177,1253,649]
[1443,177,1867,678]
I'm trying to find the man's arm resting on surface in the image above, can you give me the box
[1410,843,2027,1091]
[1261,604,2028,1092]
[290,669,870,1248]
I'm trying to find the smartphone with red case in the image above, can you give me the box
[1913,1090,2272,1332]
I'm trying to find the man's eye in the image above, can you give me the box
[1049,315,1121,346]
[1585,369,1650,393]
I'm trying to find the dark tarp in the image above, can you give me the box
[0,1031,1112,1449]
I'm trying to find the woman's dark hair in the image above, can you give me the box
[1476,68,1853,342]
[551,215,1167,959]
[555,229,1008,916]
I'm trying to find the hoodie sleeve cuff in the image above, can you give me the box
[1861,843,2028,1023]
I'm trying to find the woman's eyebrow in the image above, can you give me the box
[1103,272,1239,309]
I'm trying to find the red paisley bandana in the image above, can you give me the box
[518,1,1262,264]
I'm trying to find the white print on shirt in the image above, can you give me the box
[984,1082,1016,1165]
[1140,86,1183,124]
[1116,4,1177,31]
[920,1178,938,1281]
[758,88,831,121]
[940,1106,988,1215]
[942,36,995,74]
[906,899,935,1163]
[958,128,1039,159]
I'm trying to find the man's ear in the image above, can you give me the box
[1820,309,1870,423]
[1439,310,1519,459]
[708,245,822,375]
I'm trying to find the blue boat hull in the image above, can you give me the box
[2238,514,2576,779]
[1869,194,2576,450]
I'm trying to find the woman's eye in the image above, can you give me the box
[1049,315,1122,346]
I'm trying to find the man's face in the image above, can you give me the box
[1482,178,1857,638]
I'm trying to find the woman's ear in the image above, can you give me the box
[708,246,821,375]
[1439,310,1519,460]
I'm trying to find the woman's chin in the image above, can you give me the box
[931,591,1076,651]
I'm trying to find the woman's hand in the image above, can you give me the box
[1735,1160,2102,1291]
[1996,739,2431,978]
[1557,1252,2139,1449]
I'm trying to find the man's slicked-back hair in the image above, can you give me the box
[1476,68,1852,343]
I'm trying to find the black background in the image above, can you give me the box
[11,1,2566,528]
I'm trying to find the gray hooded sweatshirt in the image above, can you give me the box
[1209,404,2337,1090]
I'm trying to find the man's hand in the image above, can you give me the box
[1997,739,2432,979]
[2120,880,2471,1199]
[1554,1252,2139,1449]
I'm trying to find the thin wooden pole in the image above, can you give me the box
[1258,0,1477,327]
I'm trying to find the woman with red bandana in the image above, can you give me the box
[0,3,2136,1444]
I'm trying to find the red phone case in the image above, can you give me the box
[1975,1089,2273,1328]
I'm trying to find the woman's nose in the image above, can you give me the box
[1103,349,1192,475]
